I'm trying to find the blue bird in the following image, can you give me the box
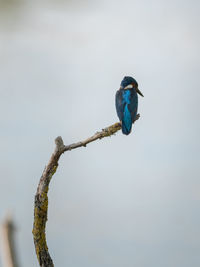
[115,76,144,135]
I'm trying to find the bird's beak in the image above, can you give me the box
[136,88,144,97]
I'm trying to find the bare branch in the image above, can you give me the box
[32,115,140,267]
[0,214,19,267]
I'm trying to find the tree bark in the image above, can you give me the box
[32,116,139,266]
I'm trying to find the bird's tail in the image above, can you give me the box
[121,104,133,135]
[122,118,132,135]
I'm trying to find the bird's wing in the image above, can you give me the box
[129,90,138,121]
[115,89,124,121]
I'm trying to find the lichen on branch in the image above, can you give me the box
[32,115,140,267]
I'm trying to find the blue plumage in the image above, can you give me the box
[115,76,143,135]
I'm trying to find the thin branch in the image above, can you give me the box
[0,214,19,267]
[32,115,140,267]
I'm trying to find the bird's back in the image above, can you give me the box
[115,88,138,135]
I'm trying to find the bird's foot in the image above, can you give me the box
[134,114,140,122]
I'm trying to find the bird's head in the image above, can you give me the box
[120,76,144,97]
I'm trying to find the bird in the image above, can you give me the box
[115,76,144,135]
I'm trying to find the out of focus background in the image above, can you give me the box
[0,0,200,266]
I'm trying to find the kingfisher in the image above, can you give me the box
[115,76,144,135]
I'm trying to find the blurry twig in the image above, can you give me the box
[32,115,140,267]
[0,214,19,267]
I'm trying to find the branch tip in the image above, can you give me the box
[55,136,64,152]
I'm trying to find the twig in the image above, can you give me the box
[0,214,19,267]
[32,115,140,267]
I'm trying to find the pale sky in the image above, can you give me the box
[0,0,200,266]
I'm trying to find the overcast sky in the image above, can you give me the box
[0,0,200,266]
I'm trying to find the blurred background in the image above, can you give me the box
[0,0,200,266]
